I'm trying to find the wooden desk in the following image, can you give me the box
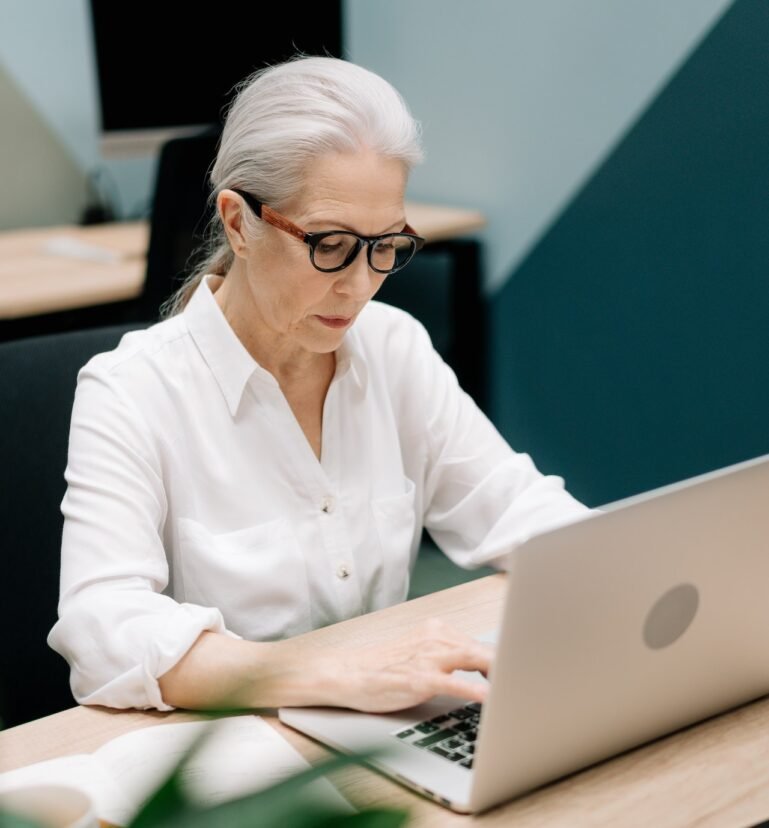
[2,575,769,827]
[0,222,149,319]
[0,203,485,320]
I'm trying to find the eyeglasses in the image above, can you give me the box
[232,189,425,275]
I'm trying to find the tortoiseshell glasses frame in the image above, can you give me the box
[233,189,425,275]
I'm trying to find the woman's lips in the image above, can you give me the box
[315,315,352,329]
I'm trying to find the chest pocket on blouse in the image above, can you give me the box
[370,477,418,607]
[177,517,311,641]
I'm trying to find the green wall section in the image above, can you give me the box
[491,0,769,507]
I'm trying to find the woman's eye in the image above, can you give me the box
[318,241,343,255]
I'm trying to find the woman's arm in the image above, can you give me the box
[395,314,592,569]
[159,618,492,712]
[49,359,236,711]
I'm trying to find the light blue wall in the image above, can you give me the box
[0,0,733,272]
[345,0,733,289]
[1,0,96,170]
[2,1,733,245]
[0,0,156,221]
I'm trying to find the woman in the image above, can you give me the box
[49,56,589,713]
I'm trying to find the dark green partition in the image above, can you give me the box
[491,0,769,507]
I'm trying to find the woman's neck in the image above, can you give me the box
[211,269,334,384]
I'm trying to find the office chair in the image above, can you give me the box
[131,126,222,323]
[377,238,486,409]
[0,323,140,727]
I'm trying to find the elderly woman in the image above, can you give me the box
[49,56,589,714]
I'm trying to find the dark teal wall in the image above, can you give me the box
[490,0,769,507]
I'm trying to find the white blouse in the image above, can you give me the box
[48,276,590,711]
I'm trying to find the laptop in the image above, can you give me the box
[279,454,769,813]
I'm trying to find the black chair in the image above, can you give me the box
[377,238,486,409]
[0,323,141,727]
[0,127,222,345]
[129,126,222,323]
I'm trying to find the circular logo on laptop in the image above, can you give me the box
[643,583,699,649]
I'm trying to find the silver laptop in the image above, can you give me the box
[279,454,769,813]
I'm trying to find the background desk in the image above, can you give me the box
[0,222,148,319]
[3,575,769,828]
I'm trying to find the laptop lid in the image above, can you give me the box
[281,454,769,813]
[470,453,769,810]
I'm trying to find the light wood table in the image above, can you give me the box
[3,574,769,827]
[405,202,486,243]
[0,222,149,319]
[0,203,485,320]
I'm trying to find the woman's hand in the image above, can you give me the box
[335,618,493,713]
[158,620,492,713]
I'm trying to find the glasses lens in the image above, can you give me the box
[370,235,417,273]
[312,234,360,271]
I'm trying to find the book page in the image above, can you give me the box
[95,715,351,823]
[0,716,350,827]
[0,753,132,822]
[179,717,352,811]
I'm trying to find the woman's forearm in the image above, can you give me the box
[158,619,493,715]
[157,631,340,710]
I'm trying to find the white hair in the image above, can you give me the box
[163,56,423,316]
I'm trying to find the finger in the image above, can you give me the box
[431,642,494,676]
[430,673,489,704]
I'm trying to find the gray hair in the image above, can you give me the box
[162,56,423,316]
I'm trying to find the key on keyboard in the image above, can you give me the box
[392,702,482,769]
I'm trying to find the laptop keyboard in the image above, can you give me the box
[392,702,481,769]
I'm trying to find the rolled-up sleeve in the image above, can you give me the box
[47,363,233,711]
[404,321,593,570]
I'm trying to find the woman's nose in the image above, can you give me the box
[335,245,379,298]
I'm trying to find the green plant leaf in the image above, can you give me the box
[127,766,200,828]
[0,811,46,828]
[161,800,409,828]
[314,809,410,828]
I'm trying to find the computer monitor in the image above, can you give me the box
[88,0,343,158]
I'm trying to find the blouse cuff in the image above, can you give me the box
[143,603,241,711]
[470,496,597,571]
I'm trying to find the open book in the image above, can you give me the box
[0,715,351,826]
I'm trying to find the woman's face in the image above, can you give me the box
[235,148,408,357]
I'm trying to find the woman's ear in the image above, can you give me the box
[217,189,249,258]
